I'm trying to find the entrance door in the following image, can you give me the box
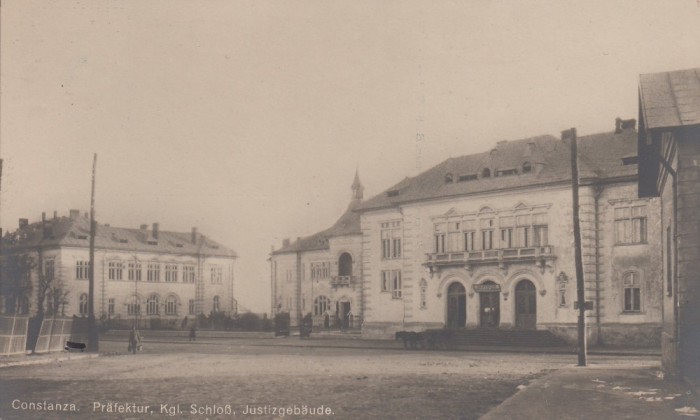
[339,301,351,329]
[446,283,466,328]
[515,280,537,329]
[479,291,500,328]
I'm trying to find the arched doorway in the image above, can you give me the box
[336,298,351,330]
[446,282,466,328]
[515,279,537,329]
[479,281,500,328]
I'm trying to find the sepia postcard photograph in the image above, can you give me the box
[1,1,700,419]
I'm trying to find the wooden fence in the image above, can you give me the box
[0,315,29,356]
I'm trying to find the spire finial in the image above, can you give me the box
[351,168,364,201]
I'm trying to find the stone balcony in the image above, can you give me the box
[331,275,357,288]
[424,245,556,277]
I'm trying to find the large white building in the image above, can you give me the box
[1,210,237,328]
[273,119,663,346]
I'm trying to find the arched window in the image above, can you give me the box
[482,168,491,178]
[522,162,532,173]
[127,295,141,316]
[623,272,641,312]
[338,253,352,277]
[165,295,178,315]
[147,294,160,315]
[314,296,329,316]
[79,293,88,316]
[213,295,220,313]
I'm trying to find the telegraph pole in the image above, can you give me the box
[88,154,99,352]
[565,128,587,366]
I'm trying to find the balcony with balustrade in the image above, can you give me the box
[424,245,556,277]
[331,275,357,288]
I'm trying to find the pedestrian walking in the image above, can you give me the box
[189,325,197,342]
[128,327,141,354]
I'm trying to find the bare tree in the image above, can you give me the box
[0,254,35,315]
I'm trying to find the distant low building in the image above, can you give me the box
[0,210,237,328]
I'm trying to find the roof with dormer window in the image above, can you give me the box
[357,127,639,212]
[2,216,237,258]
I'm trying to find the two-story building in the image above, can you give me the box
[356,120,661,346]
[270,172,364,329]
[0,210,237,328]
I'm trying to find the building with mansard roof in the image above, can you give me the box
[274,119,663,346]
[1,210,237,328]
[270,171,364,329]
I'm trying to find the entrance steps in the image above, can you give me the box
[447,328,570,348]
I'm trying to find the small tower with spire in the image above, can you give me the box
[351,169,364,202]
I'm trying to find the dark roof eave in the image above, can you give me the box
[357,178,601,212]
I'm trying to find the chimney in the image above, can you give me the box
[152,223,159,240]
[283,238,290,247]
[53,211,58,220]
[615,117,623,133]
[69,209,80,220]
[525,141,536,157]
[42,212,48,239]
[621,119,636,131]
[191,227,198,244]
[140,224,148,230]
[19,218,29,229]
[84,212,89,219]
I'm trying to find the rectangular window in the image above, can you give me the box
[464,231,475,251]
[501,228,513,248]
[311,262,330,280]
[381,271,390,292]
[188,299,196,315]
[623,273,641,312]
[380,270,402,298]
[481,230,493,250]
[392,271,402,299]
[435,233,446,253]
[533,226,548,246]
[183,265,196,283]
[44,259,55,280]
[615,205,647,244]
[108,298,115,316]
[165,264,178,283]
[381,221,402,259]
[76,261,89,280]
[108,261,123,281]
[128,261,142,282]
[210,266,223,284]
[147,263,160,282]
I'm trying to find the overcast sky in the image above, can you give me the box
[2,0,699,313]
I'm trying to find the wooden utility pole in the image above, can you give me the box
[565,128,587,366]
[88,153,99,352]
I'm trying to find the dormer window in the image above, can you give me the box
[387,190,399,197]
[458,174,477,182]
[482,168,491,178]
[445,173,454,183]
[522,162,532,173]
[496,168,518,177]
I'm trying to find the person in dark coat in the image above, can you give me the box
[128,327,141,354]
[189,325,197,342]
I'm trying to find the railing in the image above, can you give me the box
[331,275,356,287]
[425,245,554,266]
